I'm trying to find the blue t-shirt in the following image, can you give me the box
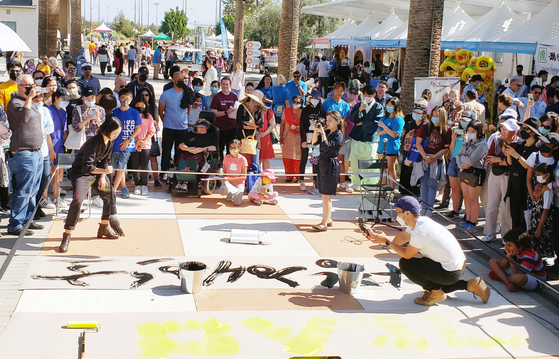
[270,85,289,107]
[322,99,350,119]
[153,49,162,64]
[159,88,189,130]
[127,49,137,61]
[260,85,273,108]
[377,115,405,155]
[112,107,142,153]
[285,80,308,106]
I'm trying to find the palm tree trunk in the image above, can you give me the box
[70,0,82,59]
[38,0,47,56]
[47,0,61,58]
[233,0,245,68]
[278,0,301,80]
[400,0,444,113]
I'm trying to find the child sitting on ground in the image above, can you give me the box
[220,139,248,206]
[489,228,546,292]
[249,169,278,205]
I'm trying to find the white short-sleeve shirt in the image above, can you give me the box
[406,217,466,271]
[526,152,556,168]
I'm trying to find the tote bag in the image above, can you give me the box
[64,108,86,150]
[405,136,428,164]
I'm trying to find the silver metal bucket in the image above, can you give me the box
[337,262,365,294]
[179,261,207,294]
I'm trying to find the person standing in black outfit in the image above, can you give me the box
[312,111,343,232]
[400,101,428,196]
[373,54,384,78]
[59,117,123,253]
[299,89,326,191]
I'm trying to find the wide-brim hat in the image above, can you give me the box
[242,90,266,108]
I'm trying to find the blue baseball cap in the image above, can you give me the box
[394,196,421,215]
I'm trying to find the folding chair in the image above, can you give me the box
[56,153,91,219]
[358,159,396,223]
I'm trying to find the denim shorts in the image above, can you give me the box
[112,151,132,170]
[448,157,460,178]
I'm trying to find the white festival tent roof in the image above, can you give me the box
[479,0,559,51]
[93,22,113,32]
[443,1,523,50]
[314,20,358,44]
[0,22,32,52]
[207,29,235,42]
[140,30,155,38]
[330,12,403,46]
[350,15,379,39]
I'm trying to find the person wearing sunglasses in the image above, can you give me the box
[521,85,546,121]
[502,79,525,113]
[285,70,308,107]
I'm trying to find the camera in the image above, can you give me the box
[315,118,325,128]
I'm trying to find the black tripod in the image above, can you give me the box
[372,138,400,231]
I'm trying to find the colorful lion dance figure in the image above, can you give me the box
[439,48,472,78]
[461,56,497,124]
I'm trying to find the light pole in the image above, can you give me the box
[106,6,109,24]
[154,3,160,26]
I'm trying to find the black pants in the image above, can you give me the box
[161,128,186,171]
[299,146,309,181]
[399,257,466,292]
[64,175,111,230]
[318,77,329,98]
[509,175,527,230]
[100,62,107,75]
[218,128,237,163]
[399,163,419,197]
[129,149,150,186]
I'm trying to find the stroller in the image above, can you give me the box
[166,111,221,197]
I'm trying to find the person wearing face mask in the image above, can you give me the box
[207,80,220,111]
[5,74,45,236]
[414,106,452,217]
[237,91,266,168]
[191,77,207,107]
[400,101,428,197]
[188,93,205,128]
[280,95,303,182]
[77,63,101,96]
[525,131,558,216]
[482,119,522,243]
[32,70,45,87]
[503,118,543,230]
[530,70,548,88]
[59,60,77,88]
[447,111,476,219]
[362,61,371,85]
[48,88,72,210]
[72,86,106,141]
[126,66,155,100]
[365,196,490,306]
[41,76,58,107]
[528,162,556,261]
[460,74,483,103]
[348,85,384,185]
[511,65,524,84]
[128,95,156,196]
[377,97,405,190]
[300,90,326,192]
[455,120,488,232]
[0,61,23,110]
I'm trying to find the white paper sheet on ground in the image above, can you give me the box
[177,219,319,257]
[1,310,558,358]
[20,256,392,291]
[277,193,364,221]
[15,288,196,313]
[225,181,242,194]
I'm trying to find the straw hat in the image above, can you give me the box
[242,90,267,109]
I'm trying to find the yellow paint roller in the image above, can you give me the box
[66,321,101,330]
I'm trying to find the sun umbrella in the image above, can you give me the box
[0,22,31,52]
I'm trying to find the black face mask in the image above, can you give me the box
[24,86,32,96]
[540,145,552,154]
[519,129,530,140]
[517,70,523,75]
[9,70,18,81]
[139,74,148,82]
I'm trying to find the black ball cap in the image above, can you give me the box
[81,87,95,97]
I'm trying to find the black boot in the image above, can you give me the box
[59,233,70,253]
[97,224,119,239]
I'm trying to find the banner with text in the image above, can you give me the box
[414,77,461,107]
[535,44,559,77]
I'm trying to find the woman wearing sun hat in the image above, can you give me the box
[236,90,267,166]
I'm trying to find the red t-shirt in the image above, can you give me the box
[416,125,451,155]
[210,92,238,131]
[223,154,248,185]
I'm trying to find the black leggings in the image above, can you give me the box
[218,128,237,163]
[129,149,151,186]
[399,163,419,197]
[299,146,309,181]
[399,257,466,292]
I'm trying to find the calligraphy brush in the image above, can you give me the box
[108,174,125,236]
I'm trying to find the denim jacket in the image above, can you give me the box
[456,137,488,170]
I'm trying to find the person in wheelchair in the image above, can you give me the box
[175,119,218,190]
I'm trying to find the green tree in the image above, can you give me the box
[298,0,340,54]
[214,14,235,36]
[112,11,135,38]
[160,6,189,40]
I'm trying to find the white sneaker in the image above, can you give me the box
[340,183,354,193]
[299,182,306,191]
[54,197,68,209]
[482,234,497,243]
[39,197,55,209]
[92,196,104,208]
[141,185,149,196]
[134,186,142,195]
[309,188,320,195]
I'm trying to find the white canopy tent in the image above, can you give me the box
[345,15,379,39]
[140,30,155,38]
[314,20,357,44]
[330,13,403,46]
[364,12,403,39]
[93,22,113,33]
[207,29,235,42]
[0,22,32,52]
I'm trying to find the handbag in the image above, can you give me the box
[240,130,257,155]
[199,151,219,173]
[64,108,86,150]
[405,136,428,163]
[459,169,480,187]
[107,64,112,72]
[149,136,161,157]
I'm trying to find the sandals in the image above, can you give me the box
[312,224,328,232]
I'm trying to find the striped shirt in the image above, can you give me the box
[516,248,546,278]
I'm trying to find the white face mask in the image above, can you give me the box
[69,88,79,96]
[310,99,320,107]
[537,175,547,184]
[364,96,374,104]
[84,100,95,107]
[59,100,69,108]
[293,104,301,109]
[121,100,130,107]
[35,79,43,86]
[396,212,407,226]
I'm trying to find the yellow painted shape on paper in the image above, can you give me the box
[240,316,336,355]
[387,330,428,353]
[430,320,528,349]
[371,335,389,348]
[136,317,240,357]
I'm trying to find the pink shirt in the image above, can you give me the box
[223,154,248,185]
[136,114,156,150]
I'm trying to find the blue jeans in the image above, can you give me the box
[35,157,50,208]
[8,150,42,231]
[420,171,437,211]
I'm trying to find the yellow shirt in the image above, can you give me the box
[37,64,51,75]
[0,81,18,110]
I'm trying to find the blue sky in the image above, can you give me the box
[87,0,219,28]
